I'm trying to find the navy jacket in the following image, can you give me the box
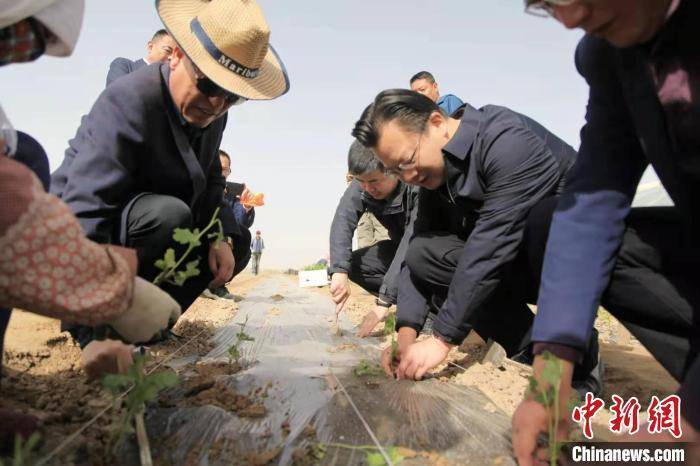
[52,63,239,245]
[329,180,419,304]
[105,57,147,86]
[397,104,577,344]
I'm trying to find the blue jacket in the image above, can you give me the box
[533,33,700,351]
[437,94,465,116]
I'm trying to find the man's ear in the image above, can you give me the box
[428,110,444,129]
[169,46,184,70]
[146,40,154,52]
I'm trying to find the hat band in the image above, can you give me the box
[190,18,260,79]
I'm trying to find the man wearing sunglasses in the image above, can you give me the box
[51,0,290,347]
[352,90,602,392]
[514,0,700,459]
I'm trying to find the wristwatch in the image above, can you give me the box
[375,297,392,308]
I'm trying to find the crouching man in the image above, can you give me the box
[329,141,418,337]
[353,90,601,395]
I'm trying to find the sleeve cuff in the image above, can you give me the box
[431,318,469,346]
[532,342,583,364]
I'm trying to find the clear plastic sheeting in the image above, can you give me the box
[139,277,516,465]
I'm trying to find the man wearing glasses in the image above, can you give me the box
[51,0,289,346]
[105,29,176,86]
[513,0,700,459]
[352,90,601,393]
[329,140,418,338]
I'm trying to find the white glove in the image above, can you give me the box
[107,277,181,343]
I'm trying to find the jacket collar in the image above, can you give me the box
[440,105,481,200]
[159,63,207,205]
[361,180,407,214]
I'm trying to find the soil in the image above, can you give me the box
[0,270,267,465]
[333,281,678,423]
[0,270,681,464]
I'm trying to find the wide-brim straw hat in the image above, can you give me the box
[156,0,290,101]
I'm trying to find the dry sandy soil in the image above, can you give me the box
[0,270,268,465]
[0,270,679,464]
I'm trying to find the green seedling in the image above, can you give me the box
[353,359,383,377]
[153,207,224,286]
[0,432,41,466]
[526,351,566,466]
[383,312,398,361]
[318,443,403,466]
[102,355,179,452]
[302,263,328,271]
[227,315,255,365]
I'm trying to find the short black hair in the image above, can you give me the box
[347,140,383,176]
[352,89,442,148]
[218,149,231,162]
[152,29,170,42]
[409,71,435,85]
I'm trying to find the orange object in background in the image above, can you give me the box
[240,191,265,207]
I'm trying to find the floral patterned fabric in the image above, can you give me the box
[0,156,136,324]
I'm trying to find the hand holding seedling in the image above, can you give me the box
[512,352,576,466]
[395,335,453,381]
[381,326,416,377]
[357,304,390,338]
[329,272,350,315]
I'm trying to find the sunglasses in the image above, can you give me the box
[524,0,577,17]
[186,59,247,106]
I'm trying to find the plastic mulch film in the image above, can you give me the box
[139,277,516,465]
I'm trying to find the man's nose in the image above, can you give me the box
[552,2,590,30]
[401,168,421,185]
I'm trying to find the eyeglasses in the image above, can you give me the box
[185,58,247,106]
[524,0,577,17]
[384,134,422,177]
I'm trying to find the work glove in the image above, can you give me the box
[107,277,181,343]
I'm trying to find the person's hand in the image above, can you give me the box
[329,272,350,315]
[381,327,417,376]
[357,304,390,338]
[238,187,254,212]
[81,339,134,379]
[209,240,235,287]
[396,335,453,380]
[108,277,181,343]
[512,354,575,466]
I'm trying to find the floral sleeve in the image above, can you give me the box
[0,156,136,325]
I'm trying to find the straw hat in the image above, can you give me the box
[157,0,290,101]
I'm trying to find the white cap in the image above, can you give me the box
[0,0,85,57]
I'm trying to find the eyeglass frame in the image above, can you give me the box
[384,133,422,177]
[524,0,577,17]
[183,57,247,106]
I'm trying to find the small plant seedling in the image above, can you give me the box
[353,359,383,377]
[317,443,404,466]
[236,315,255,342]
[227,345,241,365]
[366,446,404,466]
[0,432,41,466]
[153,207,224,286]
[383,312,398,361]
[227,315,255,365]
[102,355,179,452]
[302,263,328,271]
[526,351,565,466]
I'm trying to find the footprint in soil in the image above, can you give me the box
[270,294,285,302]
